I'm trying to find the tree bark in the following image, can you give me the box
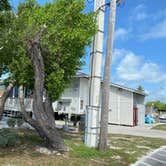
[99,0,117,152]
[24,26,67,152]
[0,82,14,120]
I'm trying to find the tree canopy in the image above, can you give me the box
[146,100,166,111]
[0,0,11,11]
[0,0,96,100]
[137,85,144,92]
[0,0,96,151]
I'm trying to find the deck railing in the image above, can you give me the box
[4,98,33,112]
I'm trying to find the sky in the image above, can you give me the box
[84,0,166,103]
[7,0,166,102]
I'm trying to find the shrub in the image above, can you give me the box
[0,129,20,147]
[7,118,17,128]
[17,118,24,127]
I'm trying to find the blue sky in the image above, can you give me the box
[111,0,166,102]
[8,0,166,102]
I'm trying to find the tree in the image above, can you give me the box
[137,85,144,92]
[0,0,96,151]
[146,101,166,111]
[0,0,14,119]
[99,0,123,152]
[0,0,11,11]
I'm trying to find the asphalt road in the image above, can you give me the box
[108,124,166,139]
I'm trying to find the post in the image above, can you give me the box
[99,0,117,151]
[85,0,105,147]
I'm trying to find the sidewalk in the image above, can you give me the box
[108,124,166,139]
[132,146,166,166]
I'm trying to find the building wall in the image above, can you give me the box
[53,77,145,126]
[52,78,81,115]
[133,94,145,125]
[108,86,133,126]
[79,78,89,114]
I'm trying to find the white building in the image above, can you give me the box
[53,73,146,126]
[1,73,146,126]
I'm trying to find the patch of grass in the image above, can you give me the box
[108,134,166,165]
[0,129,166,166]
[0,129,20,148]
[152,124,166,131]
[30,151,43,158]
[19,131,43,146]
[65,140,112,159]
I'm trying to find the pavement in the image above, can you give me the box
[132,146,166,166]
[108,124,166,139]
[108,124,166,166]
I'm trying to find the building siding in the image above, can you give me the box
[52,77,145,126]
[52,78,80,115]
[79,78,89,114]
[109,86,133,126]
[133,93,145,125]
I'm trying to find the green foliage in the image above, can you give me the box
[146,100,166,111]
[0,0,96,100]
[20,132,43,145]
[137,85,144,91]
[0,0,11,11]
[0,0,13,76]
[7,118,17,128]
[65,140,112,159]
[152,124,166,131]
[7,118,24,128]
[0,129,20,147]
[17,118,24,127]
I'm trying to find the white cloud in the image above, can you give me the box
[130,4,148,22]
[147,86,166,102]
[141,19,166,40]
[116,52,142,81]
[131,4,166,22]
[115,49,166,83]
[114,28,128,40]
[135,13,148,21]
[112,48,128,63]
[153,9,166,21]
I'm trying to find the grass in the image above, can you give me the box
[152,124,166,131]
[0,129,166,166]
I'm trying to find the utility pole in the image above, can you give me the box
[99,0,117,151]
[85,0,105,147]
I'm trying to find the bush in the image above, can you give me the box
[17,118,24,127]
[0,129,20,147]
[7,118,24,128]
[7,118,16,128]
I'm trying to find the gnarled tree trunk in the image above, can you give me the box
[99,0,117,152]
[19,27,67,152]
[0,82,14,120]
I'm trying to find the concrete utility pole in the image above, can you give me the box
[99,0,117,151]
[85,0,105,147]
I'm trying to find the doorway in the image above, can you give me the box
[133,107,138,126]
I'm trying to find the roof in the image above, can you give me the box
[75,73,147,96]
[74,72,89,78]
[110,82,147,96]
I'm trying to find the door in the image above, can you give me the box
[133,107,138,126]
